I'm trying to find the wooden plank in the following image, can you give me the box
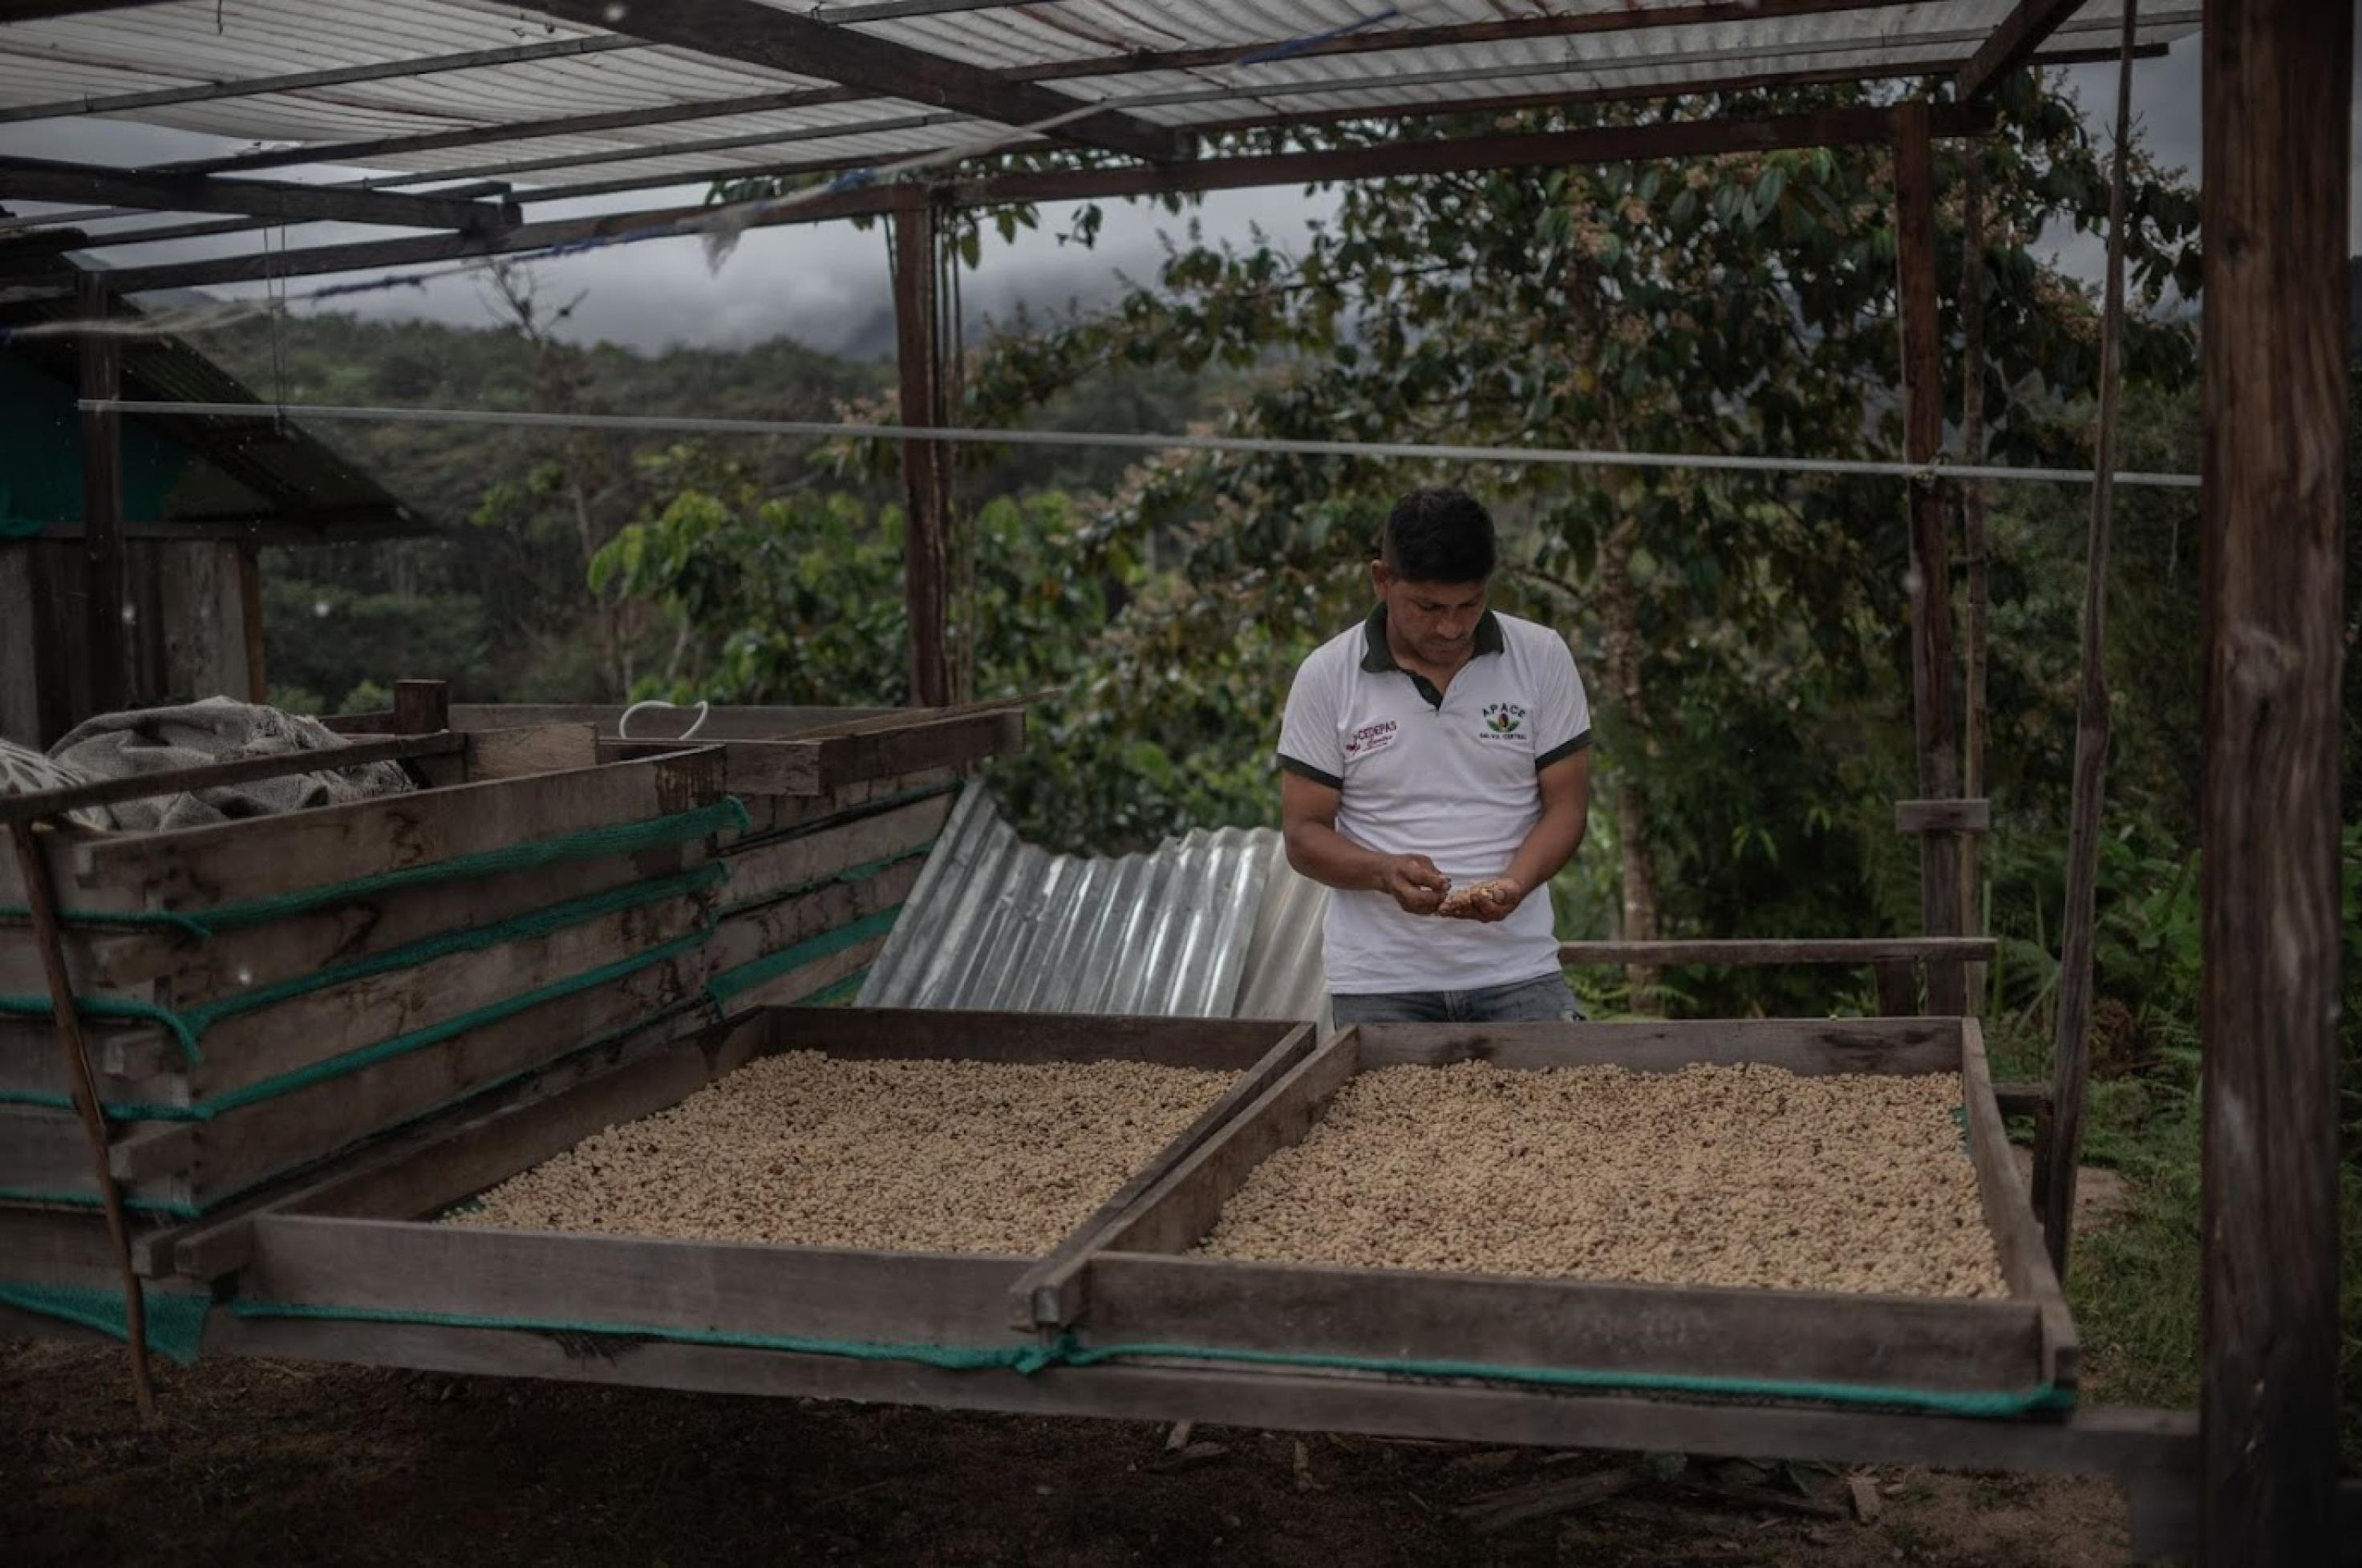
[179,943,716,1201]
[2198,0,2351,1555]
[1085,1253,2044,1394]
[1011,1022,1319,1329]
[1895,798,1991,834]
[652,710,1023,796]
[893,192,953,709]
[1557,937,1995,966]
[1891,99,1967,1017]
[201,1312,2198,1493]
[0,1024,180,1106]
[1957,0,2093,99]
[183,885,715,1097]
[245,1212,1027,1344]
[735,766,960,841]
[703,857,922,981]
[1958,1019,2079,1389]
[159,1014,761,1278]
[528,0,1186,163]
[75,269,125,719]
[66,748,678,906]
[1993,1080,2052,1120]
[0,1202,158,1289]
[116,841,704,998]
[0,731,465,827]
[155,541,248,703]
[719,793,950,907]
[1092,1032,1362,1259]
[105,1120,192,1182]
[461,723,600,780]
[0,545,41,744]
[0,1104,183,1205]
[707,934,884,1014]
[1350,1018,1963,1076]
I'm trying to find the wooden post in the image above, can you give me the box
[75,271,126,720]
[1890,100,1966,1016]
[2198,0,2349,1558]
[391,679,449,735]
[2037,0,2138,1282]
[1957,136,1992,1012]
[7,820,156,1418]
[235,543,266,702]
[891,192,952,709]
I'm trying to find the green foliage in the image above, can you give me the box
[258,578,488,714]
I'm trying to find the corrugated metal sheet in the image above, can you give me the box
[860,780,1329,1023]
[0,1,2199,208]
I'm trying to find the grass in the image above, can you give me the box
[1982,1015,2362,1474]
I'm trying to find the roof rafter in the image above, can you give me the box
[54,100,1991,296]
[521,0,1190,164]
[0,153,518,229]
[1957,0,2096,99]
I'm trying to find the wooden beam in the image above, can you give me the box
[2198,0,2351,1558]
[1958,0,2095,100]
[0,155,517,229]
[0,731,464,825]
[1895,797,1991,833]
[891,197,952,711]
[1557,937,1995,966]
[75,269,125,719]
[1890,100,1967,1017]
[523,0,1189,164]
[78,103,1990,295]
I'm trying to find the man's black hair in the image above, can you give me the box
[1382,487,1497,584]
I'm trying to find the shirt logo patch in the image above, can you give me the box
[1345,719,1399,758]
[1481,702,1529,740]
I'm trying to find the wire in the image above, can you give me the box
[74,398,2203,489]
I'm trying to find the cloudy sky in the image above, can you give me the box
[3,29,2352,360]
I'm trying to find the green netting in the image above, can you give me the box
[0,1279,210,1364]
[0,796,750,939]
[1054,1340,2076,1419]
[705,906,903,1007]
[216,1303,2069,1420]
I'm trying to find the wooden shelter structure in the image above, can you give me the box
[0,2,2348,1562]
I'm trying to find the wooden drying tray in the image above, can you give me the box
[1051,1017,2076,1404]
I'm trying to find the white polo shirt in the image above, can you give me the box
[1278,606,1590,995]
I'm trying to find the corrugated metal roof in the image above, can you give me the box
[0,2,2198,211]
[860,780,1329,1023]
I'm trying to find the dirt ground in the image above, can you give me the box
[5,1338,2138,1568]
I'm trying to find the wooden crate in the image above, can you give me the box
[1055,1017,2076,1406]
[206,1007,1315,1347]
[0,703,1017,1270]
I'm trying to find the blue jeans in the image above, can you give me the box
[1331,972,1582,1025]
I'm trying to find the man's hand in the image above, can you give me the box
[1439,876,1525,922]
[1375,853,1450,915]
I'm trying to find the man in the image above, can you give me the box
[1277,488,1592,1024]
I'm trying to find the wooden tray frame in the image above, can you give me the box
[216,1006,1315,1347]
[1058,1017,2076,1403]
